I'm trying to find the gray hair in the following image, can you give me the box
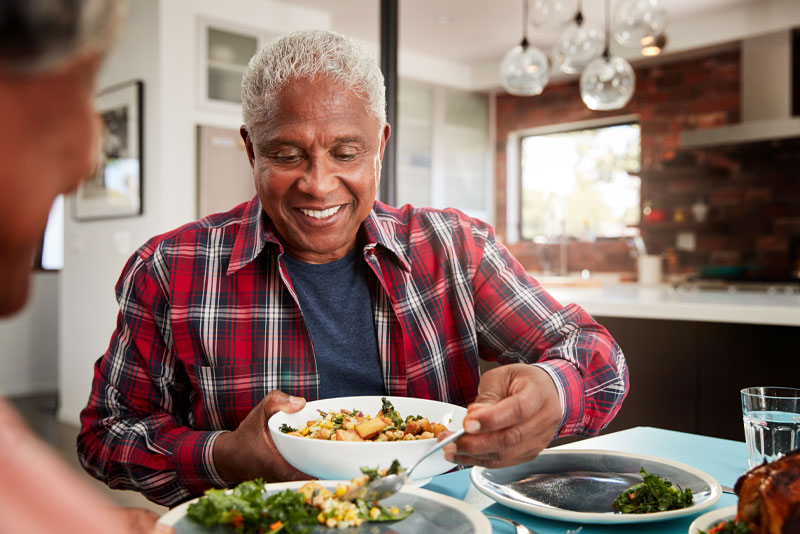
[241,29,386,133]
[0,0,126,76]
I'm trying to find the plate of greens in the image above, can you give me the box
[158,478,490,534]
[470,449,721,524]
[689,506,747,534]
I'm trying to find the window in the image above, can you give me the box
[519,121,641,241]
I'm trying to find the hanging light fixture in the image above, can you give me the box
[580,0,635,110]
[500,0,550,96]
[553,0,604,75]
[613,0,667,48]
[530,0,578,28]
[641,32,667,56]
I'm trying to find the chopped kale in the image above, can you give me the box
[380,397,403,427]
[612,467,694,514]
[279,423,297,433]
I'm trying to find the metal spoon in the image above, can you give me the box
[353,427,466,502]
[485,514,537,534]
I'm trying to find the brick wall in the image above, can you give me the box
[494,49,800,279]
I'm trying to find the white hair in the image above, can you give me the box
[0,0,126,76]
[241,29,386,133]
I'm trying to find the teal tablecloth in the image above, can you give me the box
[422,426,748,534]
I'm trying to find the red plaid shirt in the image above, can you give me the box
[78,198,628,506]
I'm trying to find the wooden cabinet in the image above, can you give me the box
[597,317,800,441]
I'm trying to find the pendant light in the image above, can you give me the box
[613,0,667,48]
[641,32,667,56]
[530,0,578,28]
[580,0,635,110]
[553,0,604,75]
[500,0,550,96]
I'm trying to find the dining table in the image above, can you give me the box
[421,426,747,534]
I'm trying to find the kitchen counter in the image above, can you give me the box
[544,282,800,326]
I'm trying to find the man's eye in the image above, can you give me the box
[270,152,302,164]
[334,151,357,161]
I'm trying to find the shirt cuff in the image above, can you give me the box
[533,360,585,438]
[173,430,229,495]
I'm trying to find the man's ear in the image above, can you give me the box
[240,126,256,168]
[378,123,391,161]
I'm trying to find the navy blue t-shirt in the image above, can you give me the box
[282,247,386,399]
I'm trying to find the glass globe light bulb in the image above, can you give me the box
[500,42,550,96]
[580,53,635,110]
[553,17,604,74]
[530,0,579,27]
[612,0,666,48]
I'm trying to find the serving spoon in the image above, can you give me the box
[348,427,466,502]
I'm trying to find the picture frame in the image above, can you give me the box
[75,80,143,220]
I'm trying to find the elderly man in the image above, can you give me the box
[79,29,628,506]
[0,1,169,532]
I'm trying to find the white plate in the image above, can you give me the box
[689,505,737,534]
[158,480,490,534]
[471,449,722,524]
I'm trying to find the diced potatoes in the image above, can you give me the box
[281,399,450,442]
[355,417,386,439]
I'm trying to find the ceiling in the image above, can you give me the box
[273,0,800,89]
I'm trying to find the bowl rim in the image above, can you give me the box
[267,395,467,445]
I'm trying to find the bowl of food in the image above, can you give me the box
[268,396,466,481]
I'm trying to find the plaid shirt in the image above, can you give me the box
[78,197,628,506]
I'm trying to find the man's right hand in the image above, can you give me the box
[212,390,312,484]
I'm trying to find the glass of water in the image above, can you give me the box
[741,386,800,469]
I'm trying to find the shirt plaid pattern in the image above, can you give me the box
[78,197,629,506]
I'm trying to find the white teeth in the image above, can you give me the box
[300,205,341,219]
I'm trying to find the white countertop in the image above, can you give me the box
[544,282,800,327]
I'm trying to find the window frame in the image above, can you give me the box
[505,114,640,244]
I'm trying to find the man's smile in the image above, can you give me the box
[298,205,343,220]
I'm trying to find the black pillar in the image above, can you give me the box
[380,0,398,206]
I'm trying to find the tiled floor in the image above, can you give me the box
[8,392,168,515]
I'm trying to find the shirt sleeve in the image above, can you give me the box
[77,250,228,507]
[469,223,629,437]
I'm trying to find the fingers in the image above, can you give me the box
[151,524,175,534]
[262,390,306,417]
[444,365,562,468]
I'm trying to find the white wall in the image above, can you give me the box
[0,273,59,396]
[57,0,330,425]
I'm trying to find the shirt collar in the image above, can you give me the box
[361,203,411,272]
[227,199,411,275]
[227,197,280,276]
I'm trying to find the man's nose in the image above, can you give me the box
[297,155,338,198]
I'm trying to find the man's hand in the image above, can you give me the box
[212,390,313,484]
[443,364,562,468]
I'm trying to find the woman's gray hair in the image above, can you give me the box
[0,0,126,76]
[241,29,386,132]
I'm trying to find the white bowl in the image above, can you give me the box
[268,395,466,481]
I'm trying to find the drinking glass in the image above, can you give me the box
[741,386,800,469]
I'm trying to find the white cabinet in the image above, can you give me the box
[197,19,277,111]
[396,80,492,222]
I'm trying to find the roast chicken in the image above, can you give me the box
[735,449,800,534]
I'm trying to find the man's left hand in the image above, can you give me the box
[442,363,562,468]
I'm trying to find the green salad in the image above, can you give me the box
[187,473,412,533]
[699,519,752,534]
[612,467,694,514]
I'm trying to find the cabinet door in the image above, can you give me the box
[595,316,698,436]
[197,125,255,218]
[197,20,266,111]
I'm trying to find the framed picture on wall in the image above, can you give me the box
[75,80,143,220]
